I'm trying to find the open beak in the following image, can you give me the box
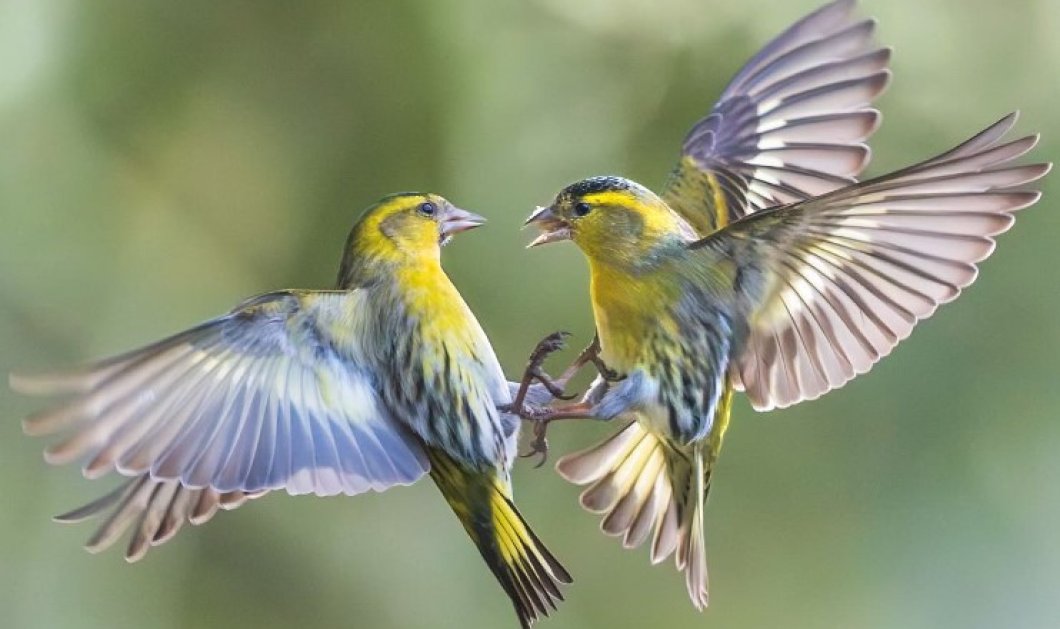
[439,206,486,244]
[524,205,571,248]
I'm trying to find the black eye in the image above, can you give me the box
[573,201,591,217]
[418,201,437,216]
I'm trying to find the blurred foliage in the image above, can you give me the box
[2,1,1058,628]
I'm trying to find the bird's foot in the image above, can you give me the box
[526,331,577,398]
[519,419,553,468]
[506,331,577,418]
[528,330,571,367]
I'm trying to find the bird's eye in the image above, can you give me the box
[418,201,437,216]
[573,202,592,217]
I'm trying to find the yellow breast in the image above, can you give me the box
[589,261,680,371]
[395,262,487,361]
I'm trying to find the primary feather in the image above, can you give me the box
[664,0,890,235]
[695,113,1049,410]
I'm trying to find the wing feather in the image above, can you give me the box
[696,113,1050,410]
[13,290,430,496]
[664,0,889,235]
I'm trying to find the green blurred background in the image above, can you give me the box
[2,0,1058,627]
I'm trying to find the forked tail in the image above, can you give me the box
[428,449,572,628]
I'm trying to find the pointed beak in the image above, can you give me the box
[524,205,571,248]
[439,206,486,241]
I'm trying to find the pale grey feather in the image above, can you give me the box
[697,113,1050,410]
[13,290,430,497]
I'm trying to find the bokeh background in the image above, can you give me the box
[2,1,1058,628]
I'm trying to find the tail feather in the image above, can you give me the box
[428,449,571,628]
[578,428,658,514]
[650,492,680,565]
[555,419,715,610]
[601,441,666,536]
[681,451,709,609]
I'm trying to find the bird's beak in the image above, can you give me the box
[524,205,570,248]
[439,206,486,242]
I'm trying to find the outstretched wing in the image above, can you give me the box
[14,290,429,497]
[693,113,1050,410]
[663,0,890,235]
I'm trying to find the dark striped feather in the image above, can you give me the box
[664,0,889,235]
[699,112,1050,410]
[427,449,571,628]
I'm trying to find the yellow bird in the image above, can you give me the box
[12,193,571,628]
[509,0,893,608]
[518,112,1048,609]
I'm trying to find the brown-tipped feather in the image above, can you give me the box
[54,475,266,561]
[715,113,1050,411]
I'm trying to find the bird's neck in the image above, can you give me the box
[392,259,487,352]
[337,237,441,287]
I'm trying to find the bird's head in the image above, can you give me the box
[339,192,485,285]
[526,176,692,266]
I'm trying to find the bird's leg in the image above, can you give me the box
[567,334,624,383]
[503,331,577,418]
[518,402,597,468]
[503,332,624,466]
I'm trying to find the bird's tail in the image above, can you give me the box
[427,448,572,628]
[555,384,734,610]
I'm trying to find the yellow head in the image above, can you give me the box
[338,192,485,287]
[525,176,693,268]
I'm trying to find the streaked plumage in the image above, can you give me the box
[13,193,570,628]
[526,114,1049,609]
[525,0,892,608]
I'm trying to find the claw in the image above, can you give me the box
[531,331,571,362]
[509,331,575,416]
[519,420,551,467]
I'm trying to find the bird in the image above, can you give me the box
[517,112,1049,610]
[504,0,892,607]
[12,192,571,628]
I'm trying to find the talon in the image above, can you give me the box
[519,421,551,467]
[531,331,571,363]
[509,331,576,415]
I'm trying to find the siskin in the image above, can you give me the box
[519,113,1049,609]
[12,193,571,628]
[507,0,893,608]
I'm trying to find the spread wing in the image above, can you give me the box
[663,0,890,235]
[14,290,429,498]
[694,113,1050,410]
